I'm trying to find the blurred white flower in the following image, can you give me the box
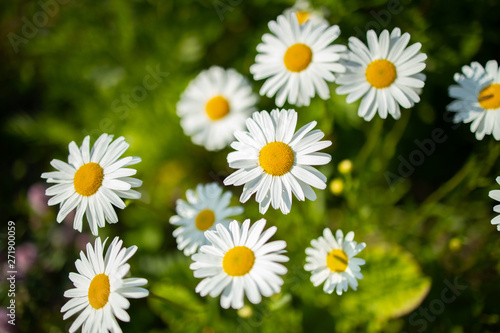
[177,66,258,151]
[447,60,500,140]
[170,183,243,256]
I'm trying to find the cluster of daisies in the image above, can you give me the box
[169,181,366,309]
[40,1,500,331]
[177,12,430,153]
[41,130,366,330]
[42,134,149,332]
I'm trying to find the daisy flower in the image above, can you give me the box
[41,134,142,235]
[177,66,258,151]
[61,237,148,333]
[488,176,500,231]
[250,13,346,107]
[283,0,329,27]
[336,28,427,121]
[223,109,331,214]
[169,183,244,256]
[304,228,366,295]
[447,60,500,140]
[190,219,288,309]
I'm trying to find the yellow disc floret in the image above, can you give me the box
[326,249,348,272]
[195,209,215,231]
[74,162,104,196]
[365,59,397,89]
[222,246,255,276]
[284,43,313,73]
[259,142,295,176]
[295,11,310,25]
[478,83,500,110]
[205,95,230,120]
[88,273,111,309]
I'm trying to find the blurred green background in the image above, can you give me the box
[2,0,500,332]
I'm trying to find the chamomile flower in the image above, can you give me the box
[169,183,244,256]
[61,237,148,333]
[305,228,366,295]
[190,219,288,309]
[283,0,329,27]
[223,109,332,215]
[336,28,427,121]
[177,66,258,151]
[250,13,346,107]
[447,60,500,140]
[488,176,500,231]
[41,134,142,235]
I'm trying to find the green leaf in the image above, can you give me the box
[335,243,431,331]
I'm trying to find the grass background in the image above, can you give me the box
[1,0,500,332]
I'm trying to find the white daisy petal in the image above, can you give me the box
[489,177,500,230]
[56,192,82,223]
[90,134,113,164]
[68,141,85,169]
[69,306,92,332]
[118,287,149,299]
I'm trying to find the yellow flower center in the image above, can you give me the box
[365,59,397,89]
[222,246,255,276]
[326,249,348,273]
[259,142,295,176]
[205,95,230,120]
[295,11,310,25]
[284,43,313,73]
[88,273,110,309]
[478,83,500,110]
[74,162,104,196]
[195,209,215,231]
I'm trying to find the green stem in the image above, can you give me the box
[379,110,411,172]
[149,291,203,313]
[460,139,500,195]
[356,117,384,168]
